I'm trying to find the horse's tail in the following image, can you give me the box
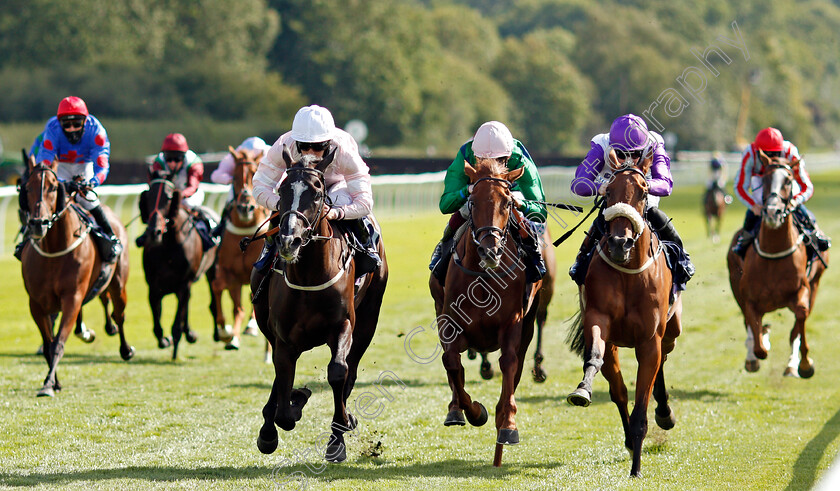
[564,297,585,358]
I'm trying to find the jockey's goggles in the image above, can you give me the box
[613,149,643,161]
[163,151,186,162]
[60,117,85,130]
[297,141,329,152]
[762,150,782,158]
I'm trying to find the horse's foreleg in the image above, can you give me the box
[790,289,814,378]
[479,352,493,380]
[627,337,662,478]
[567,313,608,407]
[326,319,354,463]
[257,375,281,454]
[229,284,245,344]
[211,271,232,343]
[744,304,767,363]
[171,286,191,360]
[271,341,301,432]
[100,291,117,336]
[39,296,83,396]
[601,344,630,447]
[442,336,486,428]
[652,356,675,430]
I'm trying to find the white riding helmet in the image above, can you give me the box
[238,136,270,154]
[472,121,514,159]
[290,105,336,143]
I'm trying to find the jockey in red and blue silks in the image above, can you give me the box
[731,127,830,256]
[15,96,122,263]
[568,114,694,288]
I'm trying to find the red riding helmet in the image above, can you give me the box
[57,96,89,118]
[161,133,189,152]
[754,127,783,152]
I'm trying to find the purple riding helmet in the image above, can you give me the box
[609,114,652,152]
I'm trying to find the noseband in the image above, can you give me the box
[468,176,514,248]
[762,163,794,221]
[280,166,329,246]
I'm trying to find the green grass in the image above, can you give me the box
[2,173,840,490]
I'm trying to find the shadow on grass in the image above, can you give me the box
[229,378,440,392]
[785,406,840,490]
[0,352,200,366]
[518,386,731,406]
[0,459,565,487]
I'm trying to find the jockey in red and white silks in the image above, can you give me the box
[734,138,812,211]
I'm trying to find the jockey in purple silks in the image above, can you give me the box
[568,114,695,286]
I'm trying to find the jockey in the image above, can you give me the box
[136,133,218,250]
[568,114,694,286]
[210,136,271,238]
[428,121,548,283]
[252,104,381,274]
[731,127,831,257]
[15,96,122,263]
[708,152,726,191]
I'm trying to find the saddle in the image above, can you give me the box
[71,204,116,304]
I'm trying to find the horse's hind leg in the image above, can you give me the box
[100,292,118,336]
[652,358,675,430]
[73,310,95,343]
[150,290,171,349]
[789,292,814,378]
[479,352,493,380]
[531,307,547,383]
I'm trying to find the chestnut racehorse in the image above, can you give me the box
[727,152,828,376]
[428,157,542,467]
[21,157,134,397]
[565,156,682,478]
[471,226,555,383]
[139,172,218,360]
[253,149,388,463]
[210,146,267,351]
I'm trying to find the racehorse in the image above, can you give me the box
[253,148,388,463]
[470,226,555,383]
[139,171,218,360]
[21,157,134,396]
[210,146,268,351]
[703,185,729,243]
[727,152,828,376]
[428,156,542,467]
[565,155,682,477]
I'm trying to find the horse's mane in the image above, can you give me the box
[473,157,508,177]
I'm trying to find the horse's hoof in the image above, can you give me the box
[467,349,477,360]
[497,428,519,445]
[290,388,312,422]
[257,435,278,454]
[466,402,488,427]
[744,359,760,373]
[158,336,172,349]
[120,345,136,361]
[225,337,240,350]
[480,362,494,380]
[567,387,591,407]
[444,409,466,426]
[799,360,815,379]
[214,325,233,343]
[184,330,198,344]
[532,367,547,383]
[655,408,676,430]
[36,386,55,397]
[75,328,95,344]
[105,323,118,336]
[325,443,347,463]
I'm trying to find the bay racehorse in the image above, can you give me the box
[210,146,267,351]
[565,156,682,477]
[703,185,729,243]
[727,152,828,376]
[428,157,542,467]
[21,157,134,396]
[470,226,555,383]
[252,149,388,463]
[139,171,218,360]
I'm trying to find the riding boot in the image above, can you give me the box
[519,222,546,283]
[350,217,381,276]
[254,235,277,275]
[429,224,456,271]
[89,205,122,263]
[647,207,695,278]
[732,210,761,258]
[793,205,831,252]
[569,218,604,285]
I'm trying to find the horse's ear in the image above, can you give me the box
[26,152,37,172]
[315,147,336,172]
[167,190,181,220]
[758,149,770,166]
[228,145,237,157]
[282,145,293,166]
[50,157,60,172]
[504,166,525,182]
[464,161,478,182]
[607,149,620,170]
[638,151,653,175]
[253,150,264,163]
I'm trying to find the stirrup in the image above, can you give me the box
[429,242,444,271]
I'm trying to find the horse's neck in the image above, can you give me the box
[758,217,800,251]
[287,221,344,279]
[41,207,83,252]
[628,228,655,269]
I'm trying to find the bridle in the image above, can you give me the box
[147,177,176,230]
[761,162,794,222]
[280,165,330,247]
[233,158,258,219]
[467,176,515,250]
[26,164,70,234]
[603,166,649,249]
